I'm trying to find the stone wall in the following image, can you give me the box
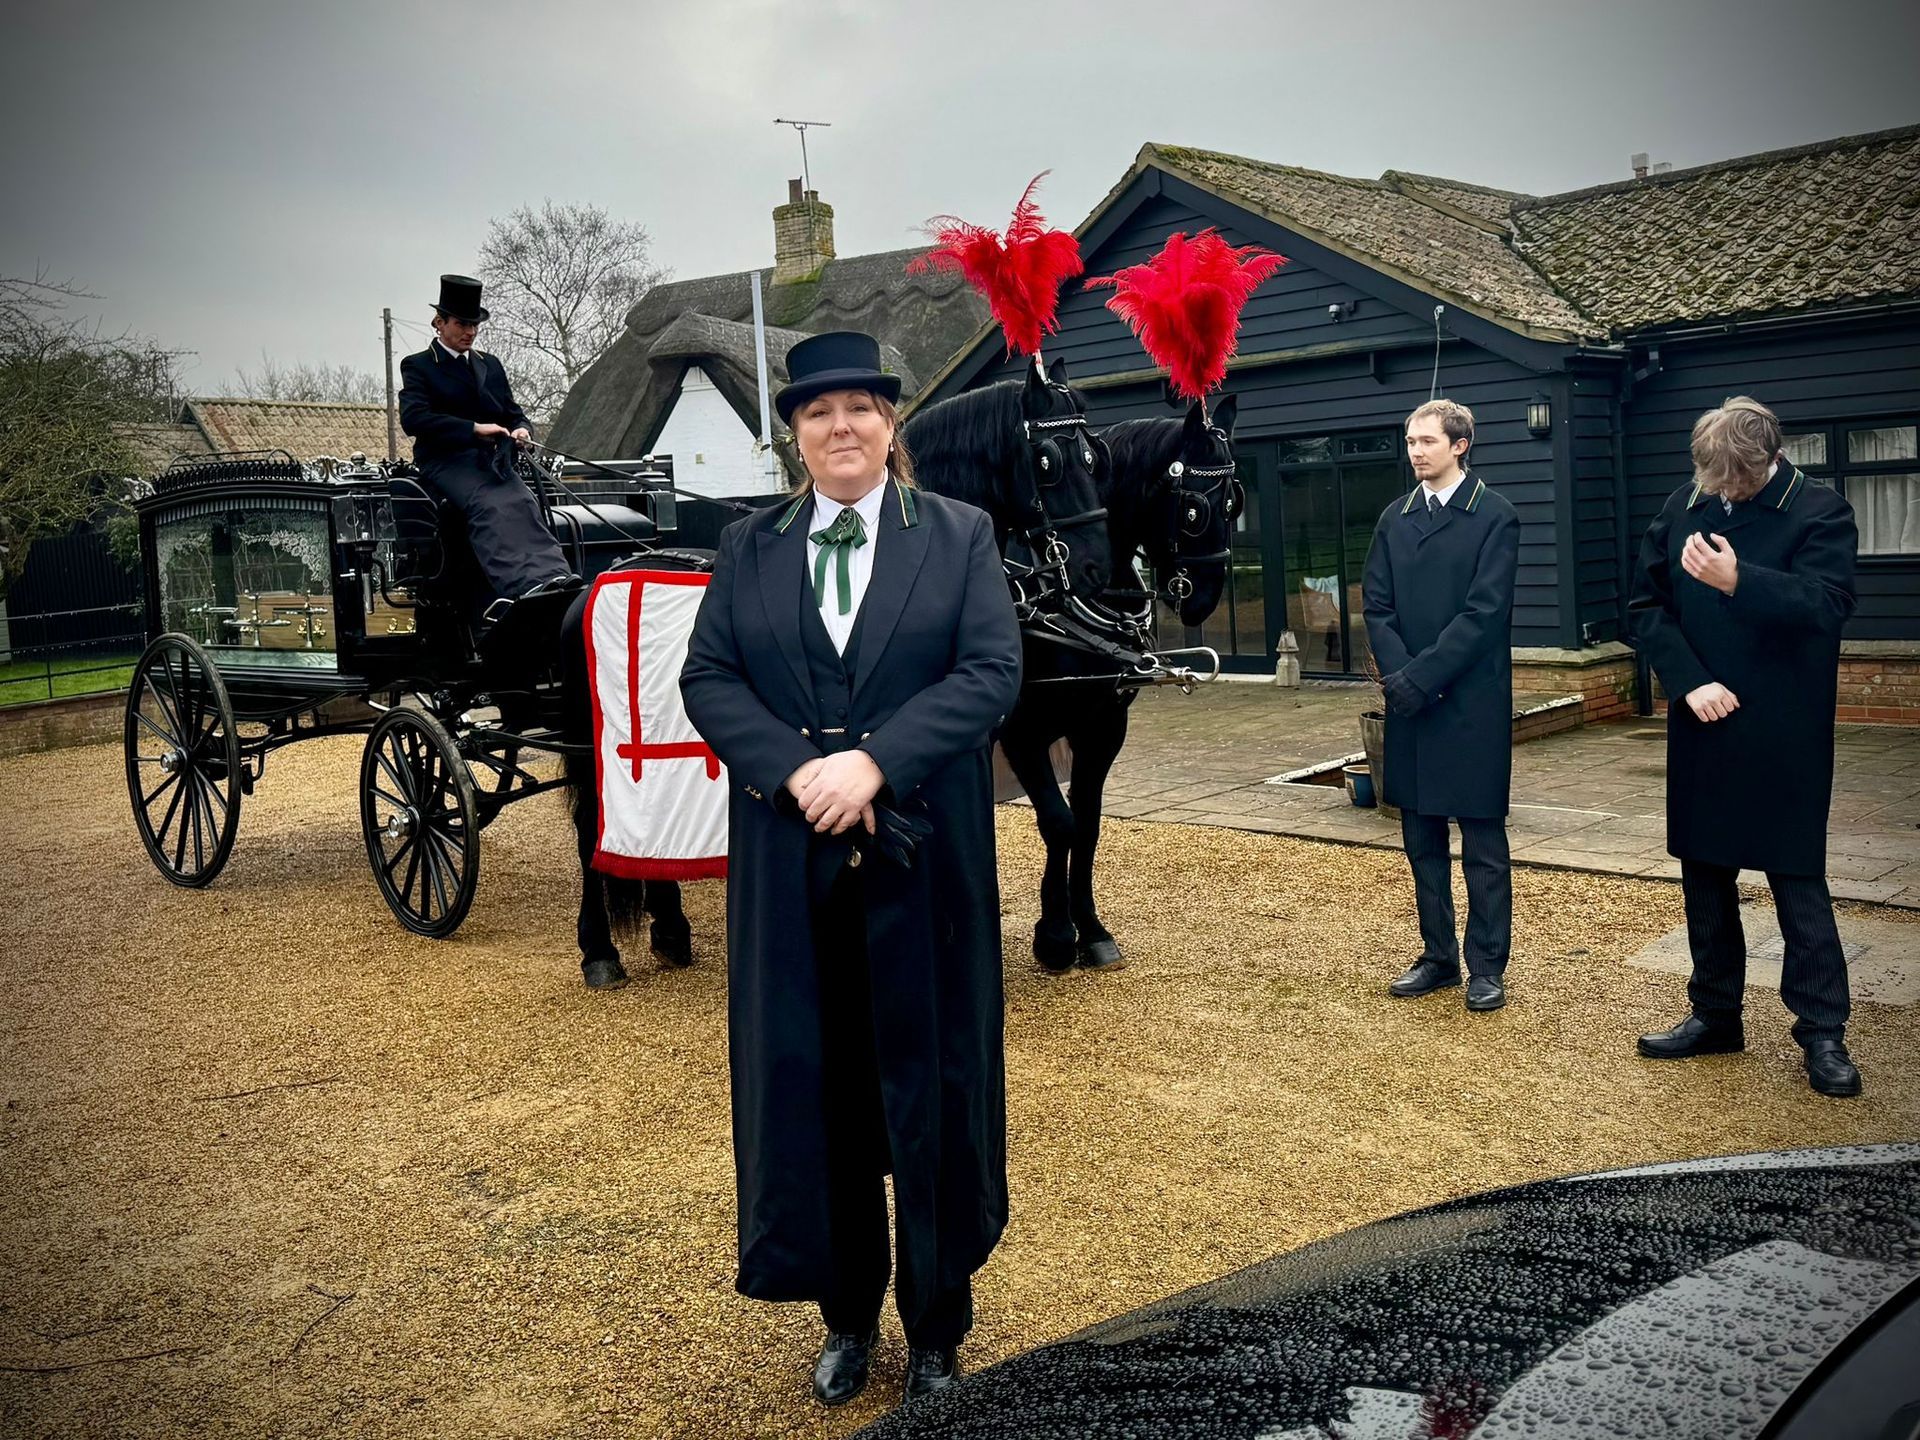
[772,193,835,284]
[1834,643,1920,725]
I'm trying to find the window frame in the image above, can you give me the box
[1779,415,1920,561]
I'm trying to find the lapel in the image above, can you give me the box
[1401,473,1480,546]
[470,349,494,407]
[852,480,928,699]
[1705,464,1803,535]
[757,492,813,702]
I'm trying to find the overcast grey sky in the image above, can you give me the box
[2,0,1913,391]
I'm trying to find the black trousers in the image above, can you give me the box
[418,450,568,610]
[1400,811,1511,976]
[812,861,973,1350]
[1680,859,1851,1044]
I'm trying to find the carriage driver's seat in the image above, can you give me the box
[384,474,495,655]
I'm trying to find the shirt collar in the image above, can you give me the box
[1422,471,1467,508]
[811,476,889,534]
[435,338,470,363]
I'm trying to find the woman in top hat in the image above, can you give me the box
[679,330,1021,1410]
[396,274,575,628]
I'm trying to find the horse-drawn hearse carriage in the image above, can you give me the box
[122,445,694,938]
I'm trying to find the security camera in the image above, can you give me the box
[1328,303,1341,319]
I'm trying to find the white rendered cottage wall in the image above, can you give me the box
[650,367,783,498]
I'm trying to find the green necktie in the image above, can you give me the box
[810,507,868,616]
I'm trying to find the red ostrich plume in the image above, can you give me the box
[1085,229,1288,400]
[907,173,1083,359]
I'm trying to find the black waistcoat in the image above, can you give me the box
[800,569,869,892]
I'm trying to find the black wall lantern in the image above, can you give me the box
[1526,392,1552,437]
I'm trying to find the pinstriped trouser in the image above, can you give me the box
[1680,859,1852,1043]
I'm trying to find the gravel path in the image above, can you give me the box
[3,734,1915,1438]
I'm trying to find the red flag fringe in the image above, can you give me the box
[907,173,1083,359]
[1085,230,1287,400]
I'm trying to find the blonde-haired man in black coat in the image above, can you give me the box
[1363,400,1521,1014]
[1630,396,1862,1097]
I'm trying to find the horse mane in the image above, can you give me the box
[902,382,1026,514]
[1099,417,1183,534]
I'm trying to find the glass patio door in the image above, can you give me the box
[1271,433,1406,676]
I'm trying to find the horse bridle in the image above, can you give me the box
[1016,410,1109,592]
[1159,434,1243,602]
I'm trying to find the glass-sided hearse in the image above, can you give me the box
[124,447,694,937]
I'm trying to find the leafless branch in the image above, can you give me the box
[0,1345,198,1374]
[280,1284,356,1363]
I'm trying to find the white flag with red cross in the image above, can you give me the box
[584,569,728,880]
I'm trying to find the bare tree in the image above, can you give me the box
[0,272,182,600]
[231,354,384,404]
[477,200,669,423]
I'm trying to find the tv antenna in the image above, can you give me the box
[773,118,831,198]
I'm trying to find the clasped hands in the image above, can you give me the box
[474,422,532,445]
[1682,531,1738,595]
[786,751,885,836]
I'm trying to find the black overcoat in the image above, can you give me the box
[679,480,1022,1304]
[397,343,531,465]
[1628,466,1858,875]
[1362,473,1521,819]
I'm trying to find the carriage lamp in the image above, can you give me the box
[1526,393,1553,437]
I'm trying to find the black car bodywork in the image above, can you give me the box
[856,1144,1920,1439]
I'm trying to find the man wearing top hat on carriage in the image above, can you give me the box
[398,274,579,647]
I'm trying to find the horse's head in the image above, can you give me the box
[1014,357,1113,600]
[1151,393,1241,628]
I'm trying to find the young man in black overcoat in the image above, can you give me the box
[396,274,574,626]
[1629,396,1863,1097]
[1363,399,1521,1013]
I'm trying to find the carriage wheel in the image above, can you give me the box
[124,634,242,888]
[360,706,480,939]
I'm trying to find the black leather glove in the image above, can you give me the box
[1383,670,1428,717]
[863,798,933,869]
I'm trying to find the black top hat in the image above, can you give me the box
[433,274,489,323]
[775,331,901,425]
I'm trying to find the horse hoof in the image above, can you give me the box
[1034,933,1077,974]
[651,926,695,969]
[1076,939,1125,971]
[582,955,629,990]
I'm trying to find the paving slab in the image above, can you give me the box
[1625,903,1920,1005]
[1101,678,1920,910]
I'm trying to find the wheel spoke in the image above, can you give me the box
[141,771,180,810]
[202,778,230,818]
[422,834,451,919]
[381,833,417,879]
[147,666,186,741]
[134,708,181,750]
[188,778,205,873]
[171,782,191,871]
[154,771,188,845]
[371,783,409,811]
[399,832,424,910]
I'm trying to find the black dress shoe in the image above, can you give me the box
[1804,1038,1862,1098]
[1465,975,1507,1012]
[812,1328,877,1407]
[581,955,628,990]
[904,1345,958,1401]
[1389,959,1461,998]
[1636,1013,1745,1059]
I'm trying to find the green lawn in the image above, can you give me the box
[0,651,137,707]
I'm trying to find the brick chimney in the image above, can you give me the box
[773,177,835,285]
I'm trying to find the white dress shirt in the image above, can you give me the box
[435,338,472,365]
[1421,471,1467,508]
[806,478,888,655]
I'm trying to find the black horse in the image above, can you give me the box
[904,355,1114,607]
[555,357,1115,987]
[997,394,1241,972]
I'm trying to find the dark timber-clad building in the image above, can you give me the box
[915,125,1920,720]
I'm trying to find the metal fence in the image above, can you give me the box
[0,602,144,707]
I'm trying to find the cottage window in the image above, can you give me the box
[1781,420,1920,557]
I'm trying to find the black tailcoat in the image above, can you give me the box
[1362,474,1521,819]
[397,342,565,604]
[397,342,531,464]
[1628,466,1858,875]
[679,481,1021,1305]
